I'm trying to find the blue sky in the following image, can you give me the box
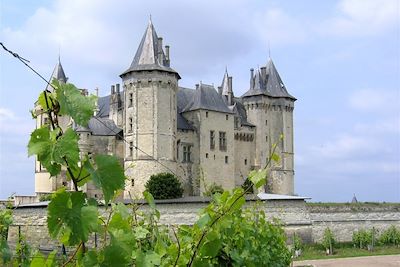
[0,0,399,202]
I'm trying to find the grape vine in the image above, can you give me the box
[0,76,292,266]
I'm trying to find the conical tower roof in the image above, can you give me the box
[265,58,295,99]
[121,19,179,78]
[242,58,295,100]
[46,58,67,91]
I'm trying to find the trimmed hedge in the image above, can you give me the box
[145,172,183,199]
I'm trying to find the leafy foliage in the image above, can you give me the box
[22,79,296,266]
[352,229,374,249]
[0,207,12,264]
[47,189,98,245]
[379,225,400,246]
[241,178,254,194]
[322,227,336,254]
[203,183,224,197]
[145,172,183,199]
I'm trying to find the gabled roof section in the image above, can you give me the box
[46,58,67,91]
[182,83,233,114]
[121,19,179,78]
[241,58,296,100]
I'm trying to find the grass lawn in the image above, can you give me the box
[295,243,400,261]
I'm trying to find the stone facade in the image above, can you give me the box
[6,201,400,249]
[34,20,296,199]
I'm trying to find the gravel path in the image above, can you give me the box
[293,254,400,267]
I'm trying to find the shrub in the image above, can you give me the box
[293,232,303,251]
[379,225,400,246]
[322,227,336,254]
[352,229,373,249]
[204,183,224,197]
[145,172,183,199]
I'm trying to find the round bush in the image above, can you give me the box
[145,172,183,199]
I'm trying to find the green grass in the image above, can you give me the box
[295,243,400,261]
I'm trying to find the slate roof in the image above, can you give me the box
[97,95,111,118]
[46,58,67,91]
[75,117,122,136]
[120,20,179,78]
[181,83,233,114]
[231,99,255,127]
[242,58,296,100]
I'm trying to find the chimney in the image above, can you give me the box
[228,76,233,92]
[250,68,254,89]
[158,37,163,65]
[261,67,267,80]
[165,45,170,66]
[218,86,222,95]
[228,77,233,105]
[116,83,120,94]
[195,84,199,90]
[165,45,170,60]
[111,85,115,94]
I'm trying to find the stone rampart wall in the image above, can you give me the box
[6,200,400,250]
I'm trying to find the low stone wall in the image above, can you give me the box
[6,200,400,249]
[308,203,400,243]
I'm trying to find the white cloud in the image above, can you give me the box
[310,134,380,160]
[348,89,400,112]
[254,8,308,46]
[0,107,33,135]
[323,0,399,36]
[0,108,15,120]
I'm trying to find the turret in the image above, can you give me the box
[220,68,234,106]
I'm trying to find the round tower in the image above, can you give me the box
[242,59,296,195]
[121,20,180,197]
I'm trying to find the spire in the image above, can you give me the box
[46,59,67,91]
[121,20,180,78]
[221,68,230,96]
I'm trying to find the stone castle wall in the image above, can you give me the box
[6,200,399,250]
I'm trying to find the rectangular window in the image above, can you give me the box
[226,114,229,120]
[206,111,208,118]
[129,117,133,132]
[206,153,208,158]
[244,159,247,165]
[265,120,268,126]
[210,130,215,150]
[129,93,133,107]
[219,131,227,151]
[225,156,228,164]
[183,146,187,162]
[129,142,133,157]
[182,145,192,163]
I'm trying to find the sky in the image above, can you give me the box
[0,0,399,202]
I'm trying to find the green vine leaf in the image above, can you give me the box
[52,128,80,168]
[47,189,98,245]
[28,126,61,176]
[53,79,96,126]
[85,154,126,204]
[248,169,267,188]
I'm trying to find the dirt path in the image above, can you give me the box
[293,254,400,267]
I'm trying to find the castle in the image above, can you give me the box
[34,20,296,199]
